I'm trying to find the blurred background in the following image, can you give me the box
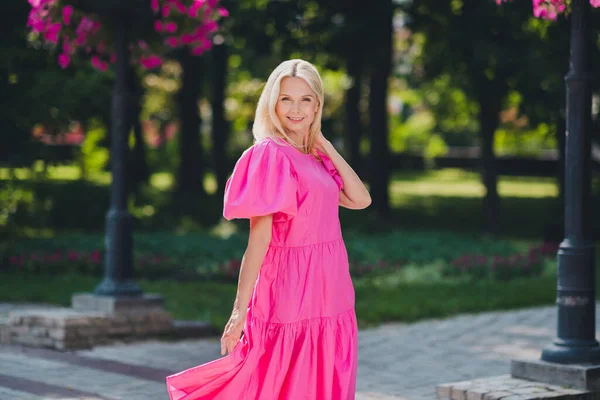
[2,0,600,329]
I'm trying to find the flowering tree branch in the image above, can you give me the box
[496,0,600,19]
[27,0,228,70]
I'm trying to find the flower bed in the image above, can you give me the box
[445,242,559,281]
[3,249,403,281]
[2,233,559,282]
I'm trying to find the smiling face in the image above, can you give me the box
[275,76,319,139]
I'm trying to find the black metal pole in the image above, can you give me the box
[94,12,142,297]
[541,0,599,364]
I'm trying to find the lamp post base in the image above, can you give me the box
[541,341,600,365]
[94,279,143,297]
[512,358,600,391]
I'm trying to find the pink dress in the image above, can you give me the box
[165,136,358,400]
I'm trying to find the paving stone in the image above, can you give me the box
[1,302,600,399]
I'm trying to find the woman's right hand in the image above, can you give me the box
[220,308,246,356]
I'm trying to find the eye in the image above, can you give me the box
[303,98,312,102]
[281,97,290,101]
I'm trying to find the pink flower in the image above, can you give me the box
[151,0,159,12]
[31,20,47,33]
[62,38,72,54]
[76,17,94,36]
[191,39,211,55]
[166,37,179,47]
[140,55,163,69]
[174,1,187,13]
[91,55,101,69]
[205,20,218,32]
[62,5,73,25]
[154,20,163,32]
[181,33,194,44]
[138,40,149,50]
[91,56,108,71]
[165,22,177,33]
[208,0,218,7]
[67,251,79,261]
[110,53,116,63]
[44,22,61,43]
[191,46,205,56]
[162,5,170,17]
[193,25,207,38]
[90,249,102,263]
[96,41,106,53]
[590,0,600,7]
[217,7,229,17]
[188,3,201,18]
[58,53,70,68]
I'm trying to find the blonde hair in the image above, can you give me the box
[252,59,324,155]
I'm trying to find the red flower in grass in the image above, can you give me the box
[9,255,25,268]
[67,251,79,261]
[90,250,102,264]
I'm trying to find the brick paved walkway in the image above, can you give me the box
[0,303,598,400]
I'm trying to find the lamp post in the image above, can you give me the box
[541,0,600,364]
[71,0,151,297]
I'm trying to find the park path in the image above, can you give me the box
[0,303,597,400]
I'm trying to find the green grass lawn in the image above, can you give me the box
[3,166,583,238]
[2,166,599,330]
[0,271,563,330]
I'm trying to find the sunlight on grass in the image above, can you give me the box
[204,173,218,195]
[0,165,110,184]
[148,172,217,193]
[45,165,81,180]
[150,172,174,190]
[390,168,558,200]
[0,167,32,180]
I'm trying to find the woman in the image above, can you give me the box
[166,59,371,400]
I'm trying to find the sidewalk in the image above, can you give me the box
[0,303,596,400]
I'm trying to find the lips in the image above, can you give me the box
[287,117,304,122]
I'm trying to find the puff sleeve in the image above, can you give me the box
[223,142,299,222]
[316,150,344,191]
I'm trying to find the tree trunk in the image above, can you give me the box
[368,2,393,217]
[211,42,229,198]
[478,94,502,234]
[176,51,206,196]
[344,51,364,175]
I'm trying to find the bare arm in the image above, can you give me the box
[221,214,272,355]
[317,135,371,210]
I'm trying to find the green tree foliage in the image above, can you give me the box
[403,0,556,233]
